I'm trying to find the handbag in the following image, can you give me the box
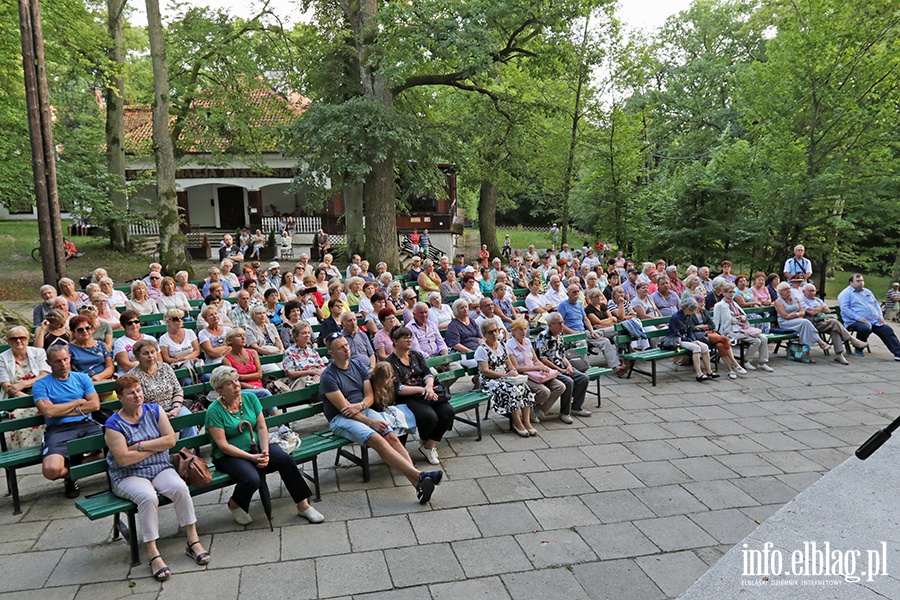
[786,340,812,363]
[170,449,213,487]
[527,369,558,384]
[659,334,681,351]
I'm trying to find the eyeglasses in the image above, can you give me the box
[484,328,499,334]
[327,332,343,340]
[74,326,93,333]
[168,317,183,322]
[398,335,413,341]
[9,336,28,341]
[125,319,140,325]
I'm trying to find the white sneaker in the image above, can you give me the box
[743,362,756,371]
[298,506,325,523]
[419,445,440,465]
[230,505,252,525]
[735,366,747,375]
[728,371,738,380]
[559,413,574,424]
[758,363,774,372]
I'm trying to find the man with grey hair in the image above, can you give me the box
[202,266,235,297]
[704,276,727,311]
[784,245,812,283]
[543,275,567,309]
[34,285,76,326]
[534,312,591,421]
[345,254,362,279]
[229,290,254,328]
[557,284,626,376]
[407,302,448,359]
[475,298,507,342]
[801,283,868,364]
[340,311,375,369]
[666,265,686,297]
[651,275,681,317]
[698,266,714,294]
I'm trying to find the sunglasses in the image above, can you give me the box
[74,326,93,333]
[327,332,343,340]
[9,336,28,341]
[168,317,183,322]
[125,319,141,325]
[150,276,161,280]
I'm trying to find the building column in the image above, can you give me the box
[248,189,262,229]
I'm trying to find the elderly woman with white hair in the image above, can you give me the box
[98,277,128,308]
[246,306,284,372]
[668,296,717,382]
[774,281,831,359]
[0,326,50,447]
[205,366,323,526]
[175,271,203,301]
[92,291,123,330]
[58,277,89,310]
[128,338,198,438]
[713,283,774,373]
[476,318,537,437]
[428,292,453,330]
[126,280,159,317]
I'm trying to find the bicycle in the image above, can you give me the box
[31,240,40,262]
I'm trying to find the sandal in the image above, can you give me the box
[186,540,211,565]
[707,372,721,379]
[149,555,170,581]
[696,374,710,382]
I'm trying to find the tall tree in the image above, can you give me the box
[105,0,128,251]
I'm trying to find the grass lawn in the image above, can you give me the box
[826,271,894,300]
[0,221,150,301]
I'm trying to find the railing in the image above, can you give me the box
[129,219,160,236]
[398,234,443,262]
[261,216,322,234]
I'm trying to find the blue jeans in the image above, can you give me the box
[174,405,198,439]
[848,321,900,357]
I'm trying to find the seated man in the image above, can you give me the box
[474,298,508,342]
[218,234,244,263]
[621,268,640,301]
[340,311,376,370]
[651,275,681,317]
[543,275,568,309]
[32,345,102,498]
[704,277,726,311]
[201,266,235,298]
[34,285,76,326]
[534,313,592,422]
[886,282,900,322]
[837,274,900,360]
[557,284,626,377]
[407,302,449,359]
[320,334,442,504]
[801,284,868,364]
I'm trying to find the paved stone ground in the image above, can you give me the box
[1,328,898,600]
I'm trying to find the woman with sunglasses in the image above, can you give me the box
[113,310,156,376]
[475,318,536,437]
[159,309,207,385]
[78,305,113,350]
[0,326,50,448]
[68,314,115,382]
[127,281,159,317]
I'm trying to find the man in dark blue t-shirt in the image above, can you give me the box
[319,334,442,504]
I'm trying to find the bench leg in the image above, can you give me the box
[6,469,21,515]
[361,447,370,483]
[475,405,482,442]
[127,511,140,566]
[596,378,602,408]
[651,360,657,387]
[312,458,321,502]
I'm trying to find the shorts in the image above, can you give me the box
[41,419,103,459]
[329,409,393,446]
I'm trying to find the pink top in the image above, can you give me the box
[750,285,770,304]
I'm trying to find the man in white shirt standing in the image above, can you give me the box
[783,245,812,283]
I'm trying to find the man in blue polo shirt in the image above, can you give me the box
[32,345,102,498]
[837,274,900,360]
[557,284,626,376]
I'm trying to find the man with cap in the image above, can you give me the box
[621,268,640,302]
[264,262,282,291]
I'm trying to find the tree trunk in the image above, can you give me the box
[560,17,590,247]
[19,0,65,284]
[106,0,128,251]
[145,0,190,276]
[478,179,502,259]
[343,183,364,257]
[342,0,399,272]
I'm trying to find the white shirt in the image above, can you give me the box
[159,329,199,360]
[543,285,567,309]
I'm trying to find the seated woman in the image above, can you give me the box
[198,305,233,365]
[439,269,461,302]
[476,318,537,437]
[584,288,617,337]
[0,326,50,448]
[603,272,620,302]
[34,308,70,349]
[478,267,495,296]
[246,306,284,372]
[159,309,206,385]
[733,275,761,309]
[105,375,210,581]
[283,321,328,390]
[714,284,774,372]
[79,304,113,350]
[428,292,454,331]
[345,276,365,307]
[766,273,781,302]
[387,280,405,313]
[445,298,483,369]
[357,281,377,318]
[417,260,441,303]
[113,310,156,376]
[506,318,564,424]
[263,288,283,326]
[67,314,115,383]
[401,288,418,324]
[750,272,773,306]
[92,292,122,330]
[773,282,831,360]
[128,339,198,438]
[157,277,192,315]
[126,281,159,318]
[99,277,129,309]
[364,293,387,333]
[491,284,515,329]
[459,274,484,312]
[406,256,423,283]
[175,271,203,301]
[206,366,324,525]
[369,362,416,437]
[681,274,704,301]
[222,328,272,402]
[374,307,400,360]
[693,294,742,379]
[668,297,717,382]
[633,281,664,320]
[387,326,456,465]
[525,278,553,324]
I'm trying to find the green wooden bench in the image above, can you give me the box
[561,332,614,407]
[427,353,491,441]
[740,307,798,363]
[615,317,687,387]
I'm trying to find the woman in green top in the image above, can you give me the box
[205,366,325,526]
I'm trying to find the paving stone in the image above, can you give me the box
[746,431,811,451]
[468,502,541,537]
[347,515,415,552]
[316,550,392,597]
[576,522,659,559]
[624,461,692,486]
[451,535,533,577]
[697,419,753,436]
[682,479,759,510]
[633,516,717,552]
[579,425,636,445]
[536,428,593,448]
[502,567,590,600]
[730,476,802,505]
[410,507,480,544]
[578,465,645,492]
[73,579,162,600]
[446,435,504,456]
[46,544,131,586]
[237,559,317,600]
[367,485,433,517]
[526,496,600,529]
[685,405,739,421]
[514,529,597,568]
[0,520,49,543]
[632,484,709,517]
[622,440,686,461]
[580,490,656,523]
[573,558,665,600]
[492,433,550,453]
[687,508,760,544]
[384,543,464,587]
[767,413,824,430]
[635,550,710,597]
[0,549,63,593]
[313,489,370,521]
[356,586,431,600]
[423,478,488,509]
[800,447,853,470]
[151,567,238,600]
[665,436,728,457]
[536,447,597,470]
[616,410,663,425]
[657,421,713,438]
[717,402,773,418]
[430,576,510,600]
[692,544,731,567]
[783,428,845,449]
[440,455,499,480]
[776,471,825,492]
[207,527,282,568]
[527,469,596,497]
[731,416,785,433]
[669,456,738,481]
[619,423,671,441]
[488,450,549,475]
[713,453,783,477]
[760,450,827,473]
[650,407,699,422]
[579,443,642,466]
[710,435,769,453]
[739,503,784,524]
[476,474,543,503]
[0,587,78,600]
